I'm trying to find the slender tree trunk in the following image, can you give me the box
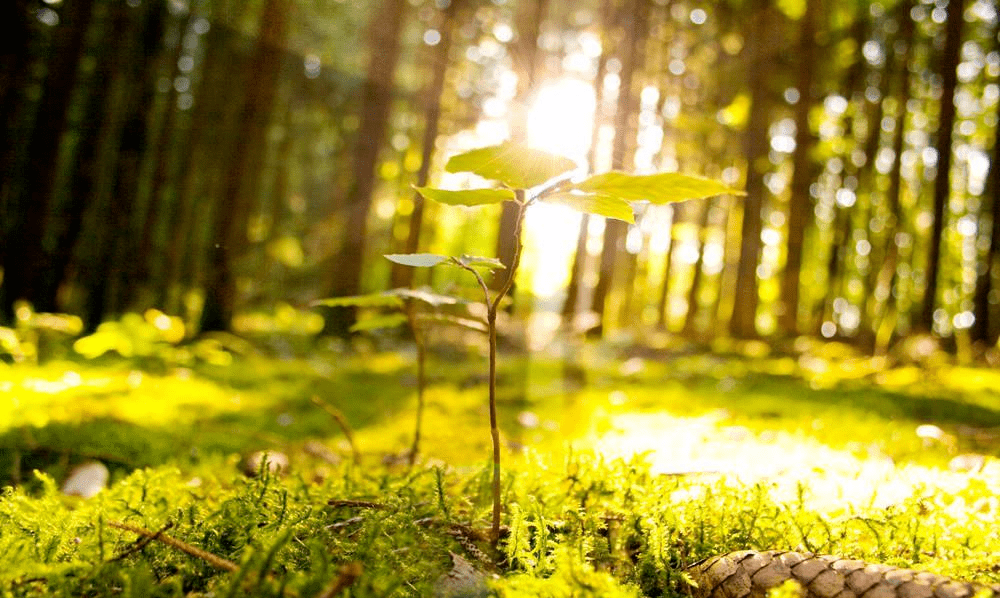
[201,0,290,331]
[491,0,549,291]
[562,0,613,322]
[391,0,462,289]
[592,0,644,336]
[729,0,773,339]
[971,21,1000,346]
[779,0,819,336]
[0,0,96,319]
[919,0,965,331]
[683,199,713,336]
[323,0,406,335]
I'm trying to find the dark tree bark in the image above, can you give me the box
[971,21,1000,346]
[322,0,407,335]
[82,1,168,326]
[779,0,819,336]
[0,0,96,320]
[391,0,462,289]
[201,0,291,332]
[591,0,645,336]
[919,0,965,331]
[729,0,774,339]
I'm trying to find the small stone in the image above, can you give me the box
[242,451,289,477]
[62,461,109,498]
[433,552,490,598]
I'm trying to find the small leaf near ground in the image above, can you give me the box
[385,253,450,268]
[456,255,505,270]
[350,313,410,332]
[414,186,516,207]
[570,171,744,204]
[542,192,636,224]
[444,142,578,189]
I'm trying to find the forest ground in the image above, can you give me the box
[2,330,1000,596]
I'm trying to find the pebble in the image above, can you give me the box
[242,450,289,477]
[61,461,109,498]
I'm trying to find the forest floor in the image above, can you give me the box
[1,330,1000,596]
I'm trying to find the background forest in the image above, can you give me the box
[5,1,1000,596]
[2,0,999,354]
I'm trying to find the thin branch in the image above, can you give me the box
[108,521,239,572]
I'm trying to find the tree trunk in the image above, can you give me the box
[491,0,549,291]
[683,199,713,337]
[729,0,773,339]
[591,0,644,336]
[0,0,96,320]
[391,0,462,289]
[322,0,406,335]
[919,0,965,331]
[971,21,1000,346]
[779,0,819,337]
[201,0,291,332]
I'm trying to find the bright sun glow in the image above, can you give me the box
[526,78,596,166]
[521,78,597,305]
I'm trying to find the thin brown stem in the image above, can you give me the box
[407,305,425,466]
[310,396,361,465]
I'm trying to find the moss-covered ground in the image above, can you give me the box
[2,327,1000,596]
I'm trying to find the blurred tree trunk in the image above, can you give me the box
[82,1,168,326]
[683,199,713,337]
[778,0,818,337]
[871,3,915,354]
[562,0,613,323]
[0,0,96,320]
[491,0,549,292]
[323,0,406,335]
[972,23,1000,347]
[592,0,645,336]
[729,0,773,339]
[918,0,964,331]
[201,0,291,332]
[391,0,462,289]
[656,202,683,329]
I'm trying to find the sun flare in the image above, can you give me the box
[520,78,598,302]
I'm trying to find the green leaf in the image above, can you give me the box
[416,314,488,333]
[385,253,450,268]
[414,186,516,207]
[456,255,505,270]
[444,142,578,189]
[349,313,409,332]
[311,294,405,308]
[570,172,744,204]
[389,288,461,307]
[543,192,636,224]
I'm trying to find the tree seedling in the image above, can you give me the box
[390,141,743,545]
[312,287,485,465]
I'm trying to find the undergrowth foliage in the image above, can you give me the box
[1,450,998,597]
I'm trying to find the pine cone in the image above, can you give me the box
[687,550,1000,598]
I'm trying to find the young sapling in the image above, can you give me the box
[389,141,742,545]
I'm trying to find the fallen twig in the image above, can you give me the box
[108,521,239,572]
